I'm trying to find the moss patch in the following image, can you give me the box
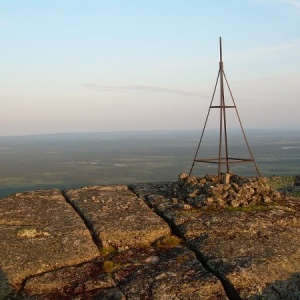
[156,235,181,250]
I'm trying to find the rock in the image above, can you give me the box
[222,173,231,184]
[173,172,282,209]
[132,182,300,300]
[185,201,300,299]
[128,182,174,198]
[294,175,300,186]
[2,179,300,299]
[114,245,228,300]
[22,260,117,298]
[0,189,99,295]
[178,172,189,180]
[64,185,170,249]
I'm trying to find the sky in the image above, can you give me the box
[1,0,299,136]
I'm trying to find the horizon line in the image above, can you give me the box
[0,127,299,138]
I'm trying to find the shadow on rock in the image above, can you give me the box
[0,267,14,299]
[249,272,300,300]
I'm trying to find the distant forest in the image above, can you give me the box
[0,129,299,198]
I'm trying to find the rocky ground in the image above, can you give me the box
[0,175,300,299]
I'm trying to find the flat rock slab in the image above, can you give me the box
[131,183,300,299]
[64,185,170,249]
[0,189,99,294]
[21,244,227,299]
[113,245,228,300]
[183,200,300,299]
[22,259,121,299]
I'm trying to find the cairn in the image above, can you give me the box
[173,172,282,209]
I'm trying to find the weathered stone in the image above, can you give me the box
[137,184,300,299]
[294,175,300,186]
[2,179,300,299]
[64,185,170,250]
[178,172,189,180]
[114,245,228,300]
[199,177,207,184]
[128,182,174,198]
[174,173,282,209]
[222,173,231,184]
[24,238,228,299]
[22,260,117,298]
[0,189,99,294]
[186,176,198,185]
[188,202,300,299]
[231,182,240,193]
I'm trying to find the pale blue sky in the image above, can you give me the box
[1,0,299,136]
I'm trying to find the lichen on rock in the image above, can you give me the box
[16,228,50,239]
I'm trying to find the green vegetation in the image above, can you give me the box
[102,260,115,273]
[0,130,299,198]
[291,191,300,197]
[156,235,181,249]
[176,254,190,264]
[267,176,294,190]
[101,245,116,256]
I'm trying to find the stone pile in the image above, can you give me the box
[173,172,282,209]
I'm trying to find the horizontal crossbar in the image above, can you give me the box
[194,157,254,165]
[210,105,236,108]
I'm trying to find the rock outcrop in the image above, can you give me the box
[63,185,170,250]
[0,189,99,296]
[130,178,300,300]
[1,176,300,299]
[0,185,226,299]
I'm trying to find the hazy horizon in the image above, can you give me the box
[1,127,299,138]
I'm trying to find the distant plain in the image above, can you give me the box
[0,129,299,198]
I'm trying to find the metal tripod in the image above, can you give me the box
[189,37,261,181]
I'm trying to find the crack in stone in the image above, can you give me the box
[17,260,94,296]
[61,190,103,251]
[129,186,241,300]
[17,260,128,299]
[61,185,240,299]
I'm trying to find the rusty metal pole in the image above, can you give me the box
[217,37,223,181]
[220,38,230,174]
[218,37,230,181]
[223,73,262,177]
[189,71,220,176]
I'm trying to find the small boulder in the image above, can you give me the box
[294,175,300,187]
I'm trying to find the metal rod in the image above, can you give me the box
[211,105,236,108]
[189,71,220,176]
[218,37,223,181]
[195,159,255,164]
[223,72,261,177]
[219,37,230,175]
